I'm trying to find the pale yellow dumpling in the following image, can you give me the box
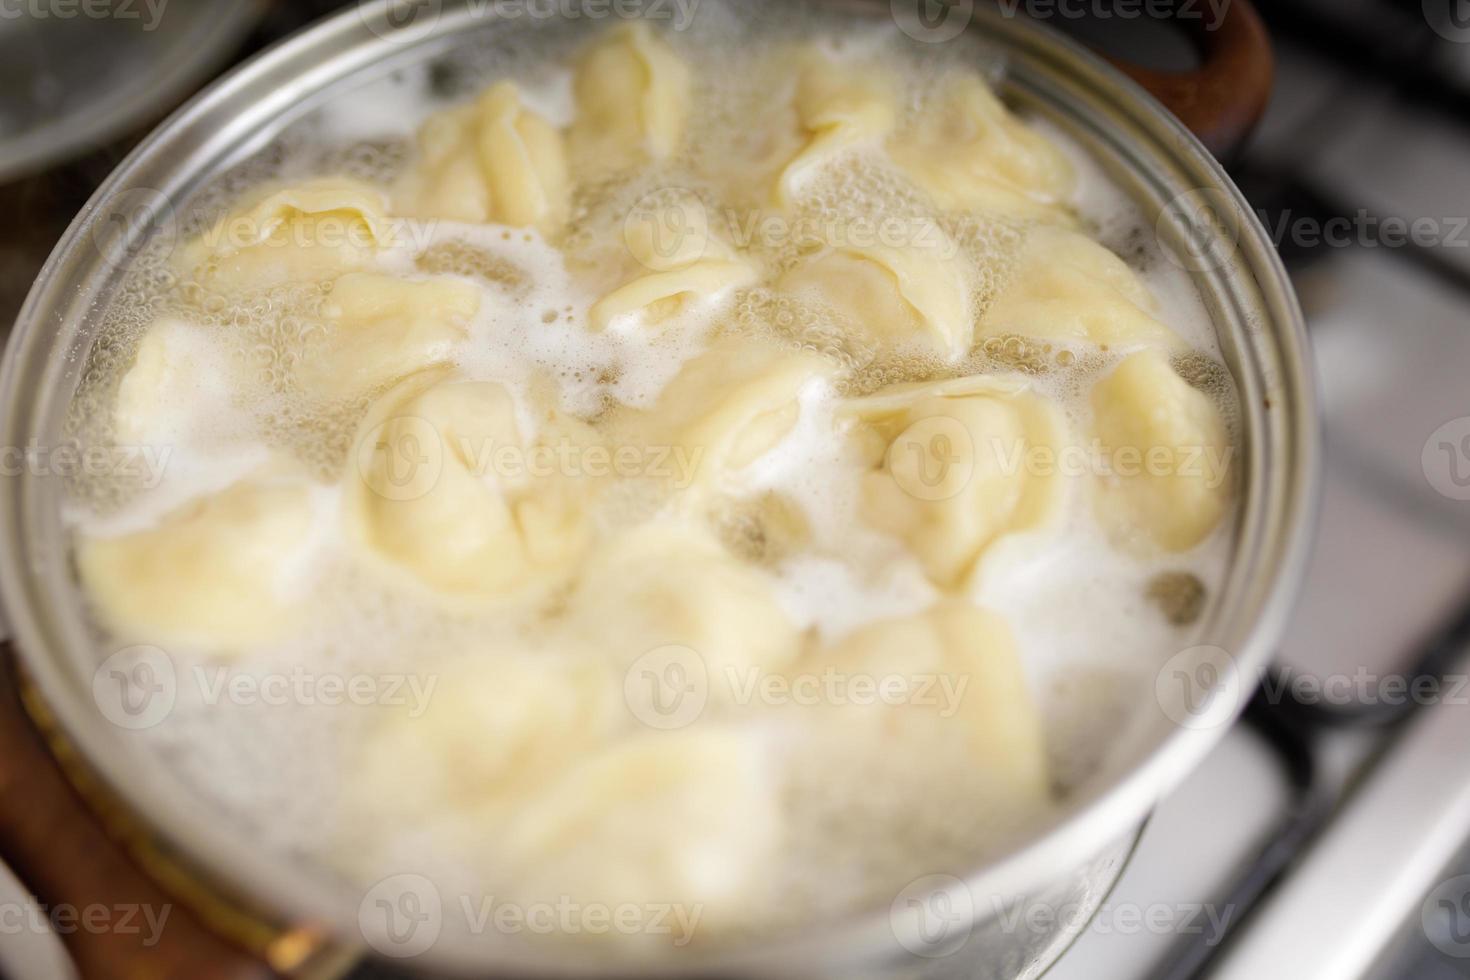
[773,51,898,205]
[1090,350,1232,552]
[779,237,974,362]
[570,23,690,172]
[76,474,319,654]
[890,74,1075,219]
[346,374,591,599]
[353,651,623,819]
[179,177,390,292]
[588,205,757,330]
[112,318,235,447]
[624,337,838,493]
[810,601,1049,804]
[565,523,802,707]
[846,376,1068,587]
[495,729,780,922]
[394,81,569,231]
[295,272,480,401]
[979,224,1180,349]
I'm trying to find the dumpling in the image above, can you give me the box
[76,472,321,654]
[112,317,237,447]
[346,374,592,599]
[844,376,1068,587]
[569,23,690,172]
[621,337,837,494]
[808,601,1049,804]
[565,523,803,708]
[774,51,897,206]
[393,81,569,231]
[890,74,1075,218]
[179,178,390,292]
[352,651,623,820]
[494,729,780,924]
[588,204,757,330]
[778,238,974,362]
[295,272,480,401]
[1090,350,1232,552]
[978,224,1179,349]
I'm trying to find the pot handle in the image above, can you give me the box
[1098,0,1273,158]
[0,651,324,979]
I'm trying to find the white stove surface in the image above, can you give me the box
[1051,19,1470,979]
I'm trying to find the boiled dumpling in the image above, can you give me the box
[622,337,837,494]
[295,272,480,401]
[845,375,1068,587]
[394,81,569,231]
[570,23,689,172]
[778,238,974,362]
[179,178,390,292]
[112,317,237,447]
[774,51,897,206]
[588,204,757,330]
[76,472,321,653]
[890,74,1075,219]
[346,374,591,599]
[353,651,623,820]
[979,224,1179,349]
[565,522,803,708]
[495,728,780,924]
[809,601,1049,803]
[1090,350,1231,552]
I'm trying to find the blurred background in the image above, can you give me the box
[0,1,1468,978]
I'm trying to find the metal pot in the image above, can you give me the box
[0,1,1318,976]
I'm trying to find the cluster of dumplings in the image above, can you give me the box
[72,21,1234,946]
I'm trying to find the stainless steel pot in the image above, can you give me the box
[0,1,1319,976]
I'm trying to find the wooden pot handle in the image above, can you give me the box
[0,648,329,980]
[1102,0,1274,158]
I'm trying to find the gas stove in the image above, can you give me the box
[2,3,1468,979]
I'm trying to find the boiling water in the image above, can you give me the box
[62,0,1239,952]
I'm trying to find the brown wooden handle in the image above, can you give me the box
[0,647,315,980]
[1103,0,1273,158]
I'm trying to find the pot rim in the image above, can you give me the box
[0,1,1320,974]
